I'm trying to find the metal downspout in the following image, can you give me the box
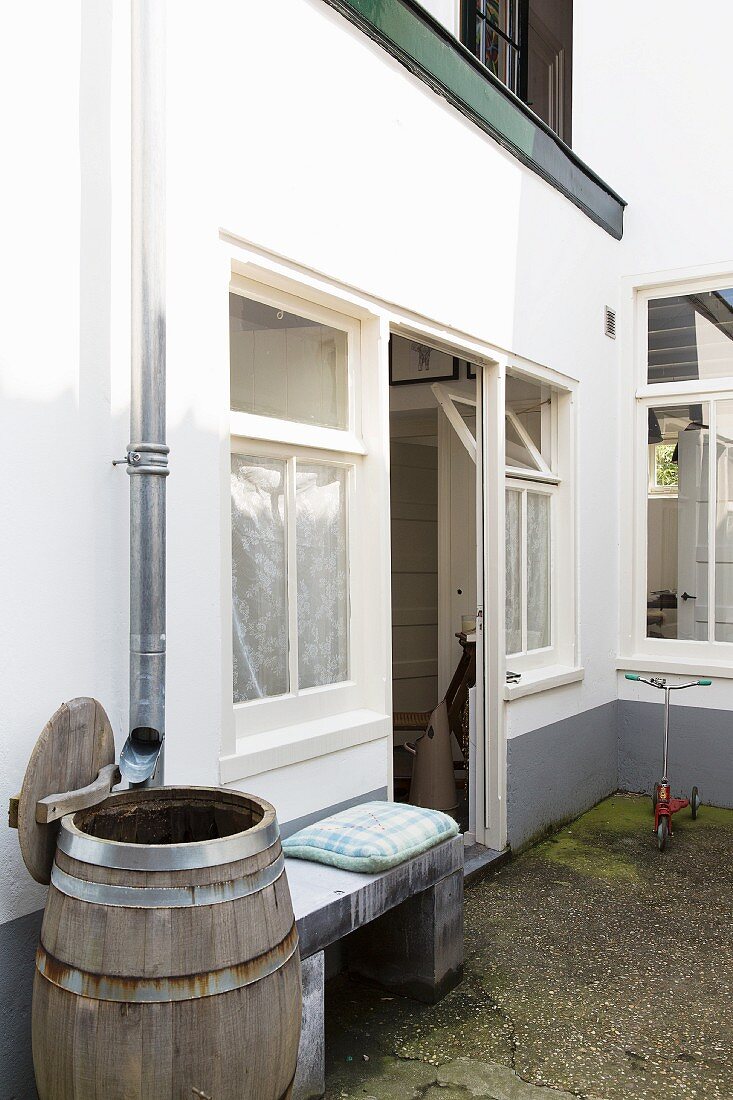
[120,0,167,787]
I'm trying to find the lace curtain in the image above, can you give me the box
[296,464,348,689]
[526,492,550,649]
[231,456,348,703]
[505,489,522,655]
[231,455,288,703]
[505,488,550,655]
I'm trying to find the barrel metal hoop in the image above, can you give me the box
[36,924,299,1003]
[57,816,281,870]
[50,853,285,909]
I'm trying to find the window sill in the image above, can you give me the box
[220,708,390,784]
[504,664,584,700]
[618,656,730,680]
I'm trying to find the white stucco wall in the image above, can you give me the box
[419,0,460,37]
[166,0,621,766]
[4,0,732,923]
[0,0,618,921]
[573,0,733,711]
[0,2,131,923]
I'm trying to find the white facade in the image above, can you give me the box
[2,0,733,929]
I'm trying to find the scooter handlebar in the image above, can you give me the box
[624,672,712,688]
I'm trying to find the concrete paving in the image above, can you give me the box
[323,794,733,1099]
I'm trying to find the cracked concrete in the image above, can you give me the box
[323,794,733,1099]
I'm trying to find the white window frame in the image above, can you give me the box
[228,275,369,742]
[505,479,557,664]
[503,367,576,674]
[647,440,679,497]
[622,265,733,673]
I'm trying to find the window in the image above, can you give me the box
[647,287,733,384]
[636,278,733,654]
[229,279,366,737]
[231,454,349,702]
[461,0,573,142]
[230,293,348,428]
[464,0,524,97]
[504,370,574,669]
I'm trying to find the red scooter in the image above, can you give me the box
[624,673,711,850]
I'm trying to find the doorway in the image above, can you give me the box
[388,334,483,841]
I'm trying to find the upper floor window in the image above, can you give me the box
[461,0,573,143]
[466,0,523,97]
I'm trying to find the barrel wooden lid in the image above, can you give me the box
[17,698,116,884]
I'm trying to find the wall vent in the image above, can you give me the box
[604,305,617,339]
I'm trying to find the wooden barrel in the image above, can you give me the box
[33,787,301,1100]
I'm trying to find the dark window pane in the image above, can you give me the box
[647,289,733,384]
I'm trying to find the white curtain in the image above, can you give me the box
[505,489,522,655]
[231,455,288,702]
[231,456,348,703]
[527,492,550,650]
[296,463,348,689]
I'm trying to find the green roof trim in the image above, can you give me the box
[323,0,626,239]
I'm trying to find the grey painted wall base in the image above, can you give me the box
[507,701,618,851]
[1,908,41,1100]
[618,699,733,807]
[280,787,388,839]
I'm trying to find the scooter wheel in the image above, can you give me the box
[657,817,669,851]
[691,786,701,819]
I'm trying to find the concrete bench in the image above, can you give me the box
[287,834,464,1100]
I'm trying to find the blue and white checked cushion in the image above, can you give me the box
[282,801,459,872]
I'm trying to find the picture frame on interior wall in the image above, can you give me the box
[389,334,459,385]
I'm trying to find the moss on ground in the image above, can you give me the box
[530,794,650,882]
[324,793,733,1100]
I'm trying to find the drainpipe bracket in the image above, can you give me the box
[125,442,170,476]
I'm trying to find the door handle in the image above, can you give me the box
[680,592,696,601]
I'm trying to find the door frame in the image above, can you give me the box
[434,380,478,697]
[435,379,479,840]
[390,324,507,852]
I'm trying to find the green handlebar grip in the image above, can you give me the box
[625,673,640,681]
[698,678,712,686]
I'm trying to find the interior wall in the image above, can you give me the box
[528,0,573,142]
[390,438,439,716]
[647,497,678,593]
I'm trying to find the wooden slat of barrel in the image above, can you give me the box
[42,853,294,976]
[32,789,301,1100]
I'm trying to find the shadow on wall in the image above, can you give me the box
[0,3,119,1093]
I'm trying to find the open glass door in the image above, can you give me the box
[432,377,483,843]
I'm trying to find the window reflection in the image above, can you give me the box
[647,289,733,384]
[646,405,709,640]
